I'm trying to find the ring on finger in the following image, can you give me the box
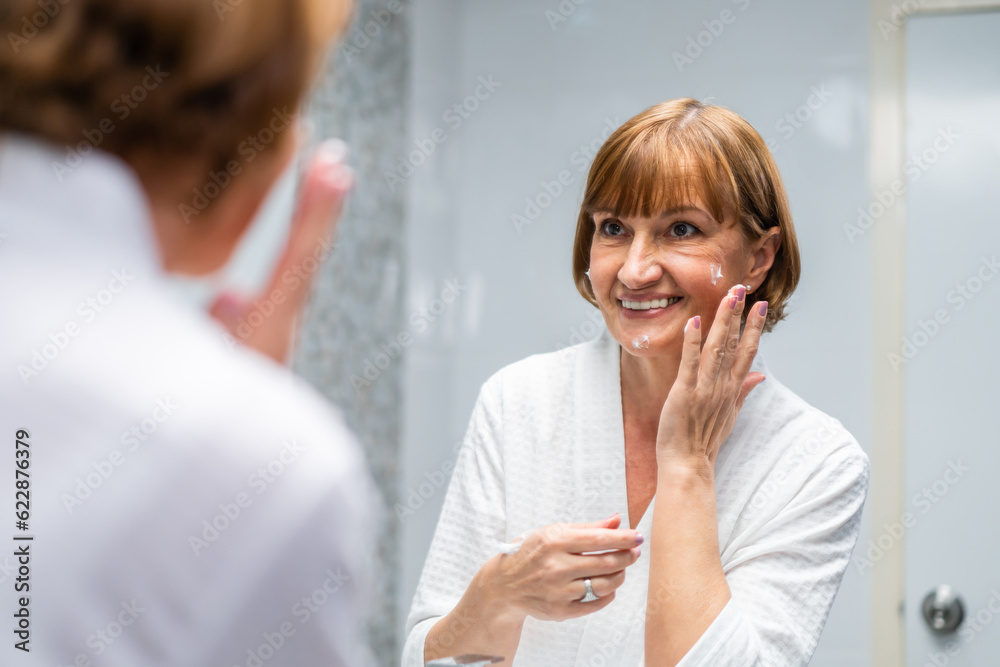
[580,578,599,603]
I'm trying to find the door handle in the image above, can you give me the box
[922,585,965,634]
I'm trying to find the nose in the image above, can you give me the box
[618,235,663,288]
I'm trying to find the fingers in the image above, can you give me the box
[561,571,626,618]
[729,298,767,384]
[581,570,627,598]
[569,512,621,531]
[677,314,702,391]
[557,527,642,553]
[565,590,617,617]
[715,284,747,380]
[264,139,353,315]
[565,547,641,578]
[736,371,767,410]
[700,284,740,382]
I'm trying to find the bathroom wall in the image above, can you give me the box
[401,1,874,664]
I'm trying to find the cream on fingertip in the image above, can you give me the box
[316,138,349,165]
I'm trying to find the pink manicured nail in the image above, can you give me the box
[693,316,700,329]
[758,301,768,317]
[729,296,737,309]
[635,533,645,546]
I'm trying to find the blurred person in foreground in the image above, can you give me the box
[0,0,377,665]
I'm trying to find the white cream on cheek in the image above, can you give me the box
[709,263,723,285]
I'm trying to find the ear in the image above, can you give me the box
[744,227,781,286]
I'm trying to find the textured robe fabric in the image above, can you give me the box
[0,133,376,666]
[404,327,869,666]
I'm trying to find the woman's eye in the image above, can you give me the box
[600,220,624,236]
[669,222,697,238]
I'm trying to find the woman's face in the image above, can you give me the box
[589,196,755,358]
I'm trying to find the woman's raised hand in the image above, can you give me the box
[209,139,353,365]
[655,284,767,471]
[485,513,642,622]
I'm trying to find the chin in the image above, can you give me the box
[614,327,679,356]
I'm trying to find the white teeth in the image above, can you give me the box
[621,297,680,310]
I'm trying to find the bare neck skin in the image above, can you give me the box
[130,135,295,276]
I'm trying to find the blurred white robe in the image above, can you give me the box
[404,327,868,666]
[0,133,377,666]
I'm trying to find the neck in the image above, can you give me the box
[619,347,682,432]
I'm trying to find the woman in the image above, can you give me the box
[404,99,869,666]
[0,1,375,665]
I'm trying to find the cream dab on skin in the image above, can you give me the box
[632,335,650,350]
[710,263,723,285]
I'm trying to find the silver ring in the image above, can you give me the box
[580,578,599,603]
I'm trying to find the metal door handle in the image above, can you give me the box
[922,585,965,634]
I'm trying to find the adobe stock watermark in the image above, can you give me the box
[876,0,933,40]
[17,269,135,385]
[350,278,466,393]
[853,459,969,575]
[232,567,351,667]
[887,254,999,371]
[179,107,296,222]
[213,0,248,20]
[383,76,501,192]
[763,85,835,155]
[745,414,846,514]
[395,438,463,524]
[843,126,960,244]
[6,0,72,54]
[338,0,411,63]
[58,599,146,666]
[50,66,170,181]
[922,588,1000,667]
[221,237,338,351]
[554,308,607,351]
[544,0,589,31]
[188,440,308,557]
[672,0,752,73]
[61,397,181,514]
[511,117,619,234]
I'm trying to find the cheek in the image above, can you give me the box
[588,247,618,300]
[664,245,730,293]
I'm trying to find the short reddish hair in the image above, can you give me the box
[0,0,351,173]
[572,98,801,332]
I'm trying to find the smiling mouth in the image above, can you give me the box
[620,297,682,311]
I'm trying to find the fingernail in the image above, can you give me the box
[215,293,242,318]
[635,533,644,546]
[635,547,642,558]
[758,301,768,317]
[736,285,746,301]
[693,315,700,329]
[316,138,348,165]
[729,296,737,310]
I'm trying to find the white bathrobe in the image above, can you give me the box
[0,133,376,666]
[404,328,869,666]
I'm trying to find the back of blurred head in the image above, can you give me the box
[0,0,352,273]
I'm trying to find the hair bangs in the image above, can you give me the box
[583,127,737,225]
